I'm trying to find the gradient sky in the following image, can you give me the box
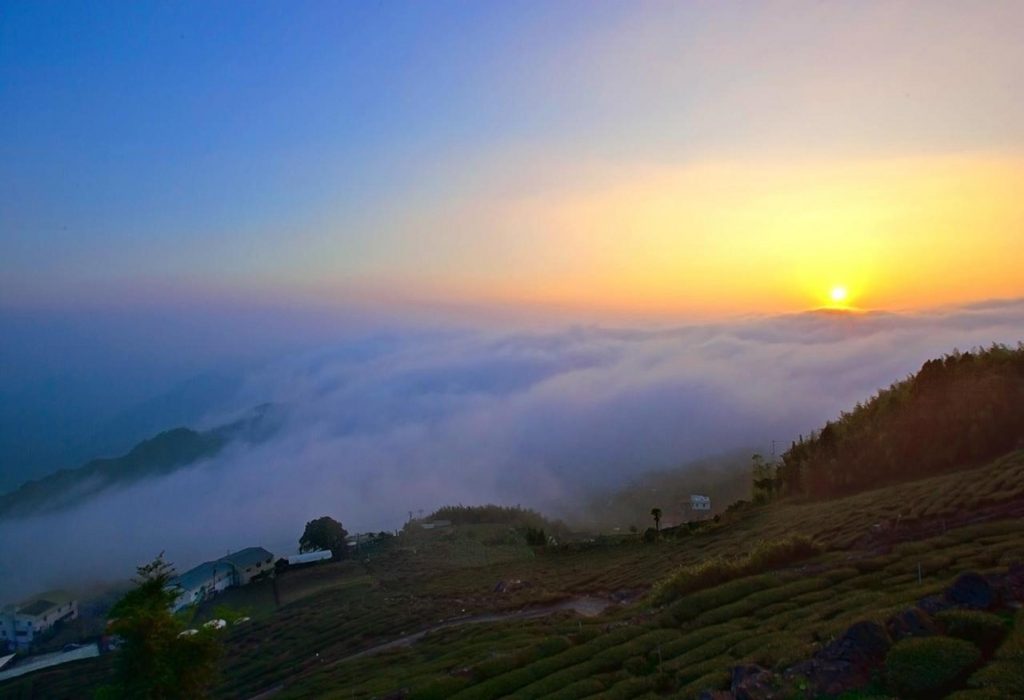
[2,1,1023,317]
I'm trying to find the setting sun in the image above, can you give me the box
[830,286,849,305]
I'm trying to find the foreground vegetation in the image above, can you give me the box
[5,448,1023,699]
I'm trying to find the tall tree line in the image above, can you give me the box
[774,344,1024,499]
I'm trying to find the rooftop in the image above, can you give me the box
[171,560,236,592]
[223,546,273,569]
[15,590,75,617]
[169,546,274,592]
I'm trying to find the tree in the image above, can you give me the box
[523,526,547,546]
[299,516,348,558]
[97,553,221,699]
[650,507,662,532]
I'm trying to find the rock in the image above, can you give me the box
[917,594,952,616]
[787,621,890,695]
[991,563,1024,604]
[730,664,779,700]
[820,621,891,665]
[945,572,996,610]
[886,607,938,641]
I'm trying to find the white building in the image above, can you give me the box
[168,547,274,612]
[0,591,78,652]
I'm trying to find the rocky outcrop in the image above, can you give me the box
[702,565,1024,698]
[945,572,998,610]
[785,621,890,695]
[886,607,938,641]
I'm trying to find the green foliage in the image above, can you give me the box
[936,609,1009,653]
[751,453,782,503]
[211,605,250,625]
[885,636,981,698]
[299,515,348,557]
[960,608,1024,695]
[653,535,821,603]
[97,554,222,699]
[780,344,1024,498]
[523,526,547,547]
[427,504,568,536]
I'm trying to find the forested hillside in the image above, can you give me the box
[777,344,1024,498]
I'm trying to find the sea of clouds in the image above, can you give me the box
[2,298,1023,599]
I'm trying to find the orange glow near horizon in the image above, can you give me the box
[320,153,1024,318]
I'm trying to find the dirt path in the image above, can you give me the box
[244,595,627,699]
[337,595,618,663]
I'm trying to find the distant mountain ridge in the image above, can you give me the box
[0,403,283,519]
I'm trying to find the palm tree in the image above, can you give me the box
[650,507,662,532]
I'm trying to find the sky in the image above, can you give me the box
[2,2,1024,596]
[2,1,1023,316]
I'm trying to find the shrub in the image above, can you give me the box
[642,527,659,543]
[936,610,1009,653]
[747,534,821,570]
[623,654,656,676]
[523,527,547,547]
[886,637,981,698]
[961,608,1024,695]
[652,535,821,604]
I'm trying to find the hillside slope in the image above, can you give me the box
[776,344,1024,498]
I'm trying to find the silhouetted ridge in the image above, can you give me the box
[0,404,283,519]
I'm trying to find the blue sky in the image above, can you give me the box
[4,2,1023,314]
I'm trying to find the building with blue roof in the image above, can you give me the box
[168,547,274,612]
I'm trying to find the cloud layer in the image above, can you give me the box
[2,299,1023,599]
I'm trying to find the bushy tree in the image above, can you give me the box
[523,526,547,546]
[299,516,348,558]
[650,507,662,532]
[96,554,222,699]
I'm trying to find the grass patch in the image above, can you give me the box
[886,636,981,698]
[936,610,1009,653]
[653,535,821,604]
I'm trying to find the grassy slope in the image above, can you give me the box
[4,452,1024,699]
[271,451,1024,699]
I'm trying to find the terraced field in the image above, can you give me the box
[273,517,1024,698]
[3,451,1023,699]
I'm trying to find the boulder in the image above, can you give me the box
[990,563,1024,605]
[730,664,779,700]
[917,594,952,616]
[820,621,891,666]
[886,607,938,641]
[786,621,890,695]
[944,572,996,610]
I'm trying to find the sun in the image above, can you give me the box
[830,286,848,305]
